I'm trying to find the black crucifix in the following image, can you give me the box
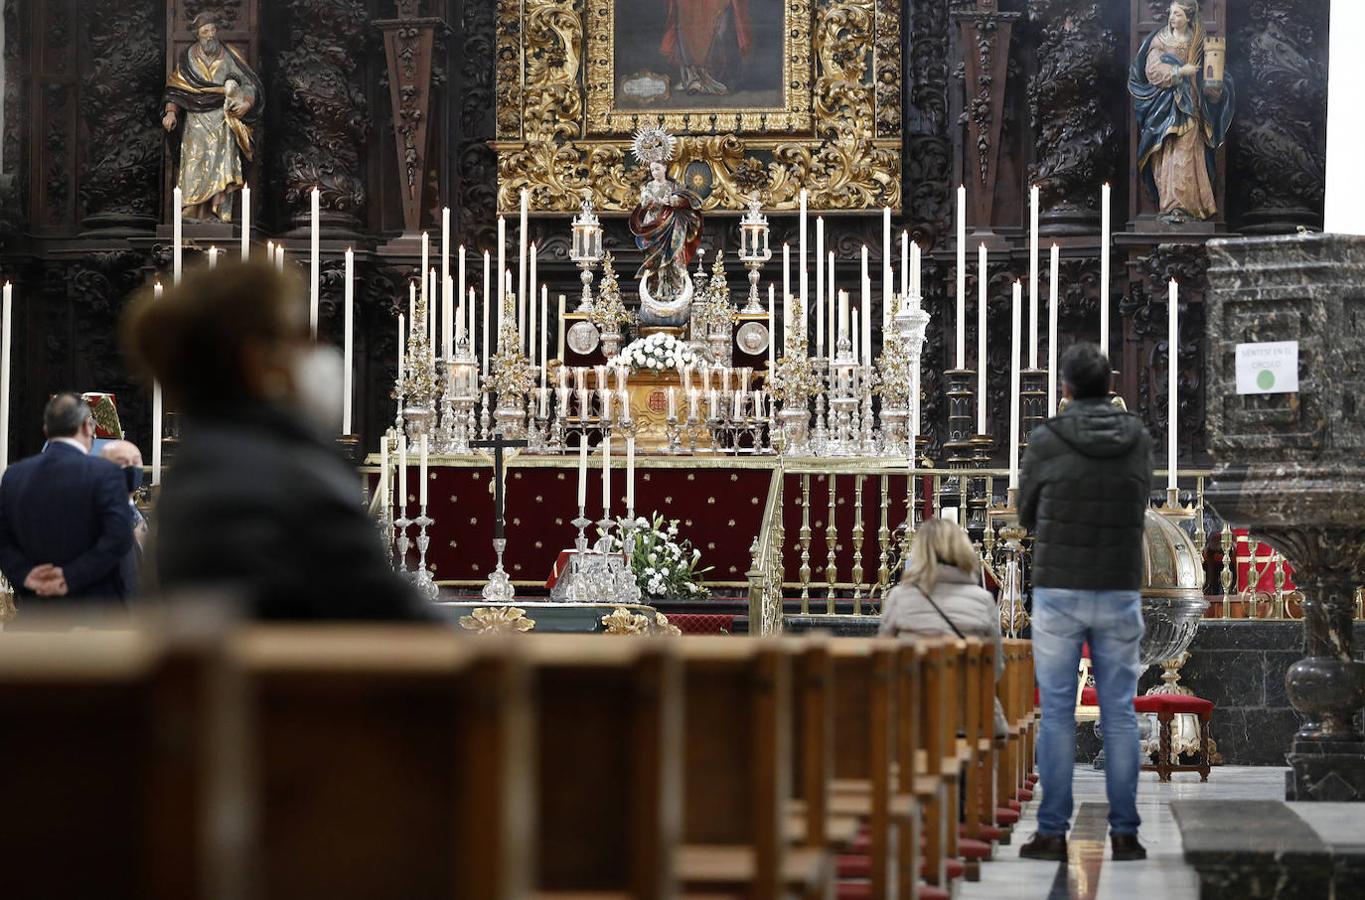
[471,436,528,541]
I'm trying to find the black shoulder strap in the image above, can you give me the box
[922,589,966,640]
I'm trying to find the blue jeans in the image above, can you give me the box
[1032,587,1145,836]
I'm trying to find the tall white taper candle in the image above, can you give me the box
[1009,280,1022,490]
[152,281,164,484]
[1028,184,1039,368]
[240,186,250,261]
[815,216,825,356]
[173,187,183,285]
[1048,243,1060,417]
[1168,278,1179,491]
[799,189,808,319]
[577,428,588,509]
[882,206,892,331]
[518,189,529,340]
[343,247,354,434]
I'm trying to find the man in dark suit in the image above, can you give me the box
[0,393,135,609]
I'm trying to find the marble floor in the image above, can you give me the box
[958,765,1287,899]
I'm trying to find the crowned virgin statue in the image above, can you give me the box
[628,127,704,327]
[1129,0,1234,224]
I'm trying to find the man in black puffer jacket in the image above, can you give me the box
[1017,343,1154,864]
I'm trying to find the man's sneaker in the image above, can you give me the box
[1018,832,1068,861]
[1110,833,1147,860]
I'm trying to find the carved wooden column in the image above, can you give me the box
[954,0,1019,243]
[275,0,369,235]
[1227,0,1328,234]
[78,0,163,235]
[1027,0,1119,235]
[377,0,442,238]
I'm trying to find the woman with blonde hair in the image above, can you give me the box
[879,517,1004,683]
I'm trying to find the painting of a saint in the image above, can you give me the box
[614,0,783,111]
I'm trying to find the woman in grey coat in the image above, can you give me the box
[879,517,1005,685]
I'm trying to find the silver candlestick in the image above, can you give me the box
[412,506,439,600]
[393,511,413,572]
[482,537,516,602]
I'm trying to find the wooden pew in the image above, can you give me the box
[954,639,993,879]
[0,627,248,900]
[970,638,1005,843]
[916,641,951,890]
[526,635,682,900]
[230,627,531,900]
[676,637,829,900]
[893,640,928,900]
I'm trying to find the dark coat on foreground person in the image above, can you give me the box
[0,442,135,604]
[154,405,429,620]
[1019,398,1154,591]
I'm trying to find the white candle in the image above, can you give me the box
[839,289,849,343]
[152,281,163,484]
[767,284,776,372]
[207,246,218,270]
[540,285,548,388]
[408,282,416,333]
[557,294,566,361]
[626,436,636,514]
[468,286,476,354]
[601,432,611,517]
[398,313,406,382]
[957,185,967,368]
[428,269,437,359]
[518,189,529,340]
[815,217,825,357]
[398,435,408,509]
[828,252,836,362]
[343,247,354,434]
[240,186,250,261]
[379,435,389,510]
[0,281,9,471]
[900,230,909,300]
[577,429,588,509]
[496,217,506,342]
[798,189,809,316]
[173,187,183,285]
[882,206,892,332]
[275,245,284,273]
[619,388,631,424]
[482,250,491,375]
[852,308,860,363]
[1029,183,1039,369]
[442,208,451,354]
[451,277,461,345]
[266,240,274,267]
[529,242,538,357]
[1100,183,1111,358]
[782,242,790,308]
[1048,243,1060,417]
[1009,281,1022,490]
[1168,278,1178,491]
[419,434,429,506]
[667,387,677,418]
[911,240,921,300]
[860,247,871,365]
[310,187,320,338]
[977,243,988,434]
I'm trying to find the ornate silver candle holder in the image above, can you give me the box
[737,195,773,314]
[412,505,439,600]
[482,537,516,602]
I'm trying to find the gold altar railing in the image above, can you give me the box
[746,465,786,636]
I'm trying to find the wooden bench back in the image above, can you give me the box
[230,627,531,900]
[526,635,681,899]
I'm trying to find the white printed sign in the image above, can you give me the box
[1235,341,1299,395]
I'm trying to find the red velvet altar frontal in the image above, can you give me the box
[388,459,776,588]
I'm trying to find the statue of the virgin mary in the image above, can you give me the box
[628,127,704,327]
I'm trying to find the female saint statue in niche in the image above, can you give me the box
[1129,0,1234,224]
[628,127,704,327]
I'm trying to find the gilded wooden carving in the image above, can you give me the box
[495,0,901,213]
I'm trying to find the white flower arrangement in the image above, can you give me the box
[605,512,711,601]
[608,332,700,374]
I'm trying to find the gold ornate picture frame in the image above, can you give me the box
[495,0,901,214]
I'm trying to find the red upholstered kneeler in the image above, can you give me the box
[1133,693,1214,782]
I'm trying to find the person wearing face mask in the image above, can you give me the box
[0,393,136,613]
[121,258,429,621]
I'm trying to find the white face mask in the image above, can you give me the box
[289,345,344,434]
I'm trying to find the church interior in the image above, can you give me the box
[1,0,1364,897]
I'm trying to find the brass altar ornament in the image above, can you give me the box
[601,606,652,635]
[654,612,682,636]
[459,605,537,634]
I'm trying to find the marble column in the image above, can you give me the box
[1204,233,1365,801]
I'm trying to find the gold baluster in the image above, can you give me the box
[1246,538,1261,619]
[826,472,838,614]
[876,474,891,600]
[851,473,866,614]
[1220,524,1234,619]
[799,473,813,615]
[900,466,915,562]
[1273,552,1287,620]
[982,475,997,564]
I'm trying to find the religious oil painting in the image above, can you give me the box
[611,0,787,113]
